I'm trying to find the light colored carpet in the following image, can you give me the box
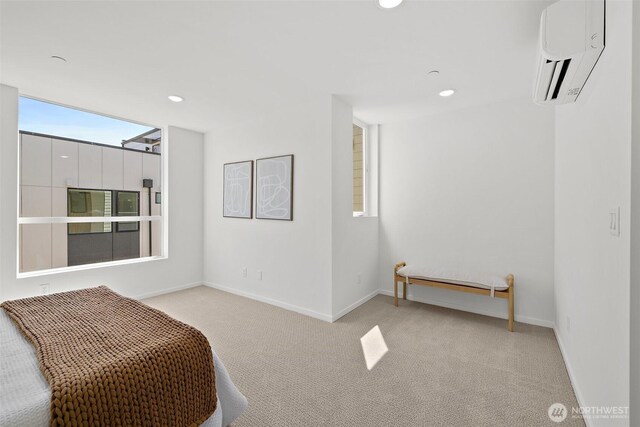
[144,286,583,427]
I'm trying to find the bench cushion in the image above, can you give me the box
[396,265,509,291]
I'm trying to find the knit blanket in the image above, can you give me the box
[1,286,217,427]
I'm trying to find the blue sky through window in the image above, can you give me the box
[19,97,155,147]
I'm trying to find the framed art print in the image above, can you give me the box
[255,155,293,221]
[223,160,253,219]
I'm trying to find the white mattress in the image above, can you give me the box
[0,309,247,427]
[397,265,509,291]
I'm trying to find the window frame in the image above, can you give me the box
[16,94,168,279]
[114,190,141,233]
[353,118,369,217]
[66,188,115,235]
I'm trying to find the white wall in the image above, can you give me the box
[203,95,381,321]
[378,97,556,327]
[630,1,639,424]
[0,85,19,301]
[203,96,334,320]
[554,1,632,424]
[0,84,204,301]
[331,96,379,319]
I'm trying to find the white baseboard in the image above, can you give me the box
[132,281,203,300]
[331,289,380,322]
[554,328,592,427]
[203,282,333,323]
[377,289,554,328]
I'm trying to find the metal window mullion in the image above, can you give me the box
[18,216,162,224]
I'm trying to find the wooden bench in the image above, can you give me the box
[393,261,515,331]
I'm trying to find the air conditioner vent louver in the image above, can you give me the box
[533,0,605,106]
[551,59,571,100]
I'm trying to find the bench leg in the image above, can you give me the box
[394,278,398,307]
[403,281,407,300]
[508,285,515,332]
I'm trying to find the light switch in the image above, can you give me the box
[609,207,620,237]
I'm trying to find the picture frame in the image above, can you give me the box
[223,160,254,219]
[255,154,294,221]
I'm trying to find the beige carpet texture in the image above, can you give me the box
[144,286,584,427]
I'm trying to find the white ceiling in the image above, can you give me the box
[0,0,551,132]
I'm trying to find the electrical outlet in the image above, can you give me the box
[609,207,620,237]
[257,270,263,281]
[40,283,50,295]
[566,316,571,333]
[241,267,248,278]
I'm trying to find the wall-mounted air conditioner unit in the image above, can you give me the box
[533,0,605,105]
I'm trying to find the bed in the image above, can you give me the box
[394,262,515,331]
[0,288,247,426]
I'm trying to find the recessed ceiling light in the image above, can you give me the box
[378,0,403,9]
[60,155,69,159]
[439,89,456,97]
[168,95,184,103]
[51,55,67,62]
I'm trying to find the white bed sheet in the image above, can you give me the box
[0,309,247,427]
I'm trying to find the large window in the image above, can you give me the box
[353,122,366,216]
[18,97,164,275]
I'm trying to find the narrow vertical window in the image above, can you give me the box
[353,123,366,216]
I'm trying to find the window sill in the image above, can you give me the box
[352,212,378,219]
[16,255,167,279]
